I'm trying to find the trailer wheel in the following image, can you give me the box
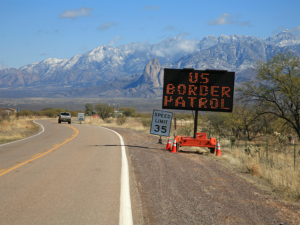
[209,148,215,154]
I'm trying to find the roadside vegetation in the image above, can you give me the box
[0,111,40,144]
[202,52,300,201]
[0,108,85,144]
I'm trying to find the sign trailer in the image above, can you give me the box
[162,68,235,151]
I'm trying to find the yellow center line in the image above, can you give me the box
[32,153,41,158]
[0,124,79,177]
[0,169,6,173]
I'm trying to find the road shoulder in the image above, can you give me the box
[108,127,300,225]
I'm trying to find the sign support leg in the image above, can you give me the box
[194,110,198,139]
[158,136,163,144]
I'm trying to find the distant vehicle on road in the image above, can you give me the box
[58,112,71,124]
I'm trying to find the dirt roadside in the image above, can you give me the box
[109,127,300,225]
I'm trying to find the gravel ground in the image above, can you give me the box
[109,127,300,225]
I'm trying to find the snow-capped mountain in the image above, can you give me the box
[264,30,300,47]
[172,40,286,72]
[17,34,262,77]
[0,31,299,98]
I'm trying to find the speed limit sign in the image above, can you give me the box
[150,110,173,136]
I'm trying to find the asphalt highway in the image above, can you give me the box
[0,120,129,225]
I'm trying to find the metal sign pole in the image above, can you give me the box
[193,110,198,139]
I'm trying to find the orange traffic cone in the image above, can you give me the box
[171,138,177,153]
[216,142,221,156]
[165,136,171,150]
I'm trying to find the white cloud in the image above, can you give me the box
[239,21,253,27]
[115,33,197,57]
[79,46,87,51]
[207,13,252,27]
[108,36,122,46]
[207,13,234,26]
[149,33,198,58]
[97,22,117,31]
[272,26,287,34]
[37,29,60,35]
[289,25,300,33]
[163,26,175,31]
[40,53,50,56]
[59,7,92,19]
[142,6,160,10]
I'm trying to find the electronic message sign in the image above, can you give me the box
[162,69,235,112]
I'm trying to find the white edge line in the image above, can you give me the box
[101,127,133,225]
[0,120,45,147]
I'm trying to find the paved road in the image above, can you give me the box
[0,120,128,225]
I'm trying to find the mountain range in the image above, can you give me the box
[0,30,299,98]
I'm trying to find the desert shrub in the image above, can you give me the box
[178,125,192,136]
[119,107,137,117]
[230,137,236,145]
[105,118,113,123]
[0,112,11,121]
[173,112,193,120]
[138,113,152,127]
[245,160,261,176]
[16,110,34,117]
[141,117,151,127]
[70,110,85,117]
[117,115,126,125]
[95,103,113,121]
[43,109,59,118]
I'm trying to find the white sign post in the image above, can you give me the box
[150,110,173,143]
[78,113,85,124]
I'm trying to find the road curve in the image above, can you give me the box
[0,120,129,225]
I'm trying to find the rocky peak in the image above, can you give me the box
[139,58,164,87]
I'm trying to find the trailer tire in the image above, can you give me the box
[209,148,215,154]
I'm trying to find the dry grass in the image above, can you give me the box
[220,139,300,202]
[0,115,42,144]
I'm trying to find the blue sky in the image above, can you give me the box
[0,0,299,69]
